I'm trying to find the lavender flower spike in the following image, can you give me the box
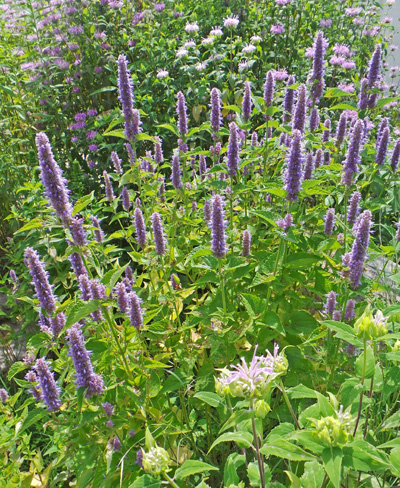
[324,208,335,235]
[211,194,227,258]
[323,291,337,316]
[103,171,115,201]
[130,292,143,329]
[115,282,129,313]
[0,388,8,404]
[117,54,136,141]
[347,191,361,227]
[284,129,304,201]
[391,138,400,172]
[154,137,164,164]
[303,152,314,180]
[309,30,326,103]
[242,81,252,121]
[35,133,72,226]
[70,217,87,246]
[367,44,381,89]
[227,122,239,177]
[315,148,323,169]
[242,230,251,257]
[24,247,56,314]
[204,200,211,222]
[171,153,182,189]
[344,299,355,321]
[309,108,320,131]
[210,87,221,133]
[134,207,146,247]
[67,326,104,397]
[283,75,295,124]
[121,187,132,211]
[341,119,364,187]
[336,112,347,147]
[34,358,62,411]
[358,79,368,111]
[376,126,389,165]
[176,91,188,135]
[292,84,307,134]
[151,212,166,255]
[264,70,275,112]
[349,209,372,288]
[91,216,104,243]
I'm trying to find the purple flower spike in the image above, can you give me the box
[69,252,87,279]
[176,91,188,135]
[324,291,337,316]
[115,282,129,313]
[24,247,56,314]
[342,119,364,187]
[344,299,355,321]
[391,138,400,172]
[367,44,381,89]
[25,371,42,402]
[309,30,326,103]
[125,142,136,165]
[102,402,114,417]
[227,122,239,177]
[336,112,347,147]
[121,187,131,211]
[204,200,211,222]
[284,129,304,201]
[103,171,115,201]
[34,358,62,411]
[78,274,92,301]
[210,87,222,133]
[199,155,207,181]
[134,207,146,247]
[324,208,335,235]
[35,133,72,226]
[323,119,331,143]
[132,109,142,136]
[242,229,251,257]
[304,152,314,180]
[315,148,323,169]
[67,326,104,397]
[293,84,307,134]
[347,191,361,227]
[125,265,134,285]
[376,127,389,165]
[0,388,8,404]
[117,54,136,141]
[283,75,296,124]
[211,194,227,258]
[377,118,389,147]
[91,216,104,243]
[111,152,123,174]
[242,81,252,121]
[154,137,164,164]
[309,108,320,131]
[349,210,372,288]
[251,132,258,146]
[130,292,143,329]
[70,217,87,246]
[171,153,182,189]
[264,70,275,113]
[151,212,166,255]
[358,78,368,111]
[332,310,341,321]
[51,312,65,337]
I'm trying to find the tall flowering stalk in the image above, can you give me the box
[34,358,61,411]
[309,108,319,131]
[227,122,239,177]
[154,137,164,165]
[176,91,188,136]
[391,138,400,172]
[210,87,221,134]
[242,81,252,121]
[347,191,361,227]
[242,230,251,257]
[324,208,335,235]
[367,44,381,89]
[130,292,143,329]
[171,153,182,189]
[342,119,364,187]
[211,195,227,259]
[103,171,115,201]
[283,75,295,124]
[151,212,166,255]
[376,127,389,165]
[67,325,105,397]
[25,247,56,315]
[284,130,304,201]
[117,54,136,141]
[309,30,326,104]
[304,152,314,180]
[336,112,347,147]
[35,133,72,226]
[292,84,306,134]
[349,210,372,288]
[134,207,146,248]
[358,79,368,111]
[264,70,275,117]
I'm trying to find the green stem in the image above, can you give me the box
[353,336,367,436]
[219,259,227,314]
[279,379,301,429]
[163,472,181,488]
[250,401,266,488]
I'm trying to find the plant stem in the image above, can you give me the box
[279,379,301,429]
[353,336,367,436]
[219,259,227,314]
[250,400,266,488]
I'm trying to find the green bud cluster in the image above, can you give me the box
[142,447,170,478]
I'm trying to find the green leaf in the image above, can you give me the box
[343,440,389,471]
[322,320,363,348]
[285,252,322,269]
[101,264,128,289]
[65,300,101,328]
[355,345,375,379]
[379,410,400,431]
[330,103,357,110]
[17,408,49,436]
[194,391,225,408]
[175,460,219,480]
[220,410,255,433]
[300,461,325,488]
[287,384,317,400]
[247,461,271,487]
[7,361,28,380]
[14,218,43,234]
[376,96,400,108]
[325,88,356,98]
[72,192,94,216]
[390,447,400,477]
[290,311,319,334]
[103,130,126,139]
[156,123,179,136]
[260,439,316,461]
[321,446,342,488]
[89,86,117,96]
[129,475,161,488]
[184,246,213,265]
[209,432,253,452]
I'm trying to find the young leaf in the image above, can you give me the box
[175,460,218,480]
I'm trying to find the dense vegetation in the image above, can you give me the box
[1,0,400,486]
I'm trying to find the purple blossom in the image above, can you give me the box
[342,119,364,186]
[324,291,337,316]
[242,230,251,257]
[91,216,104,243]
[125,143,135,165]
[78,275,92,301]
[117,54,136,141]
[111,151,123,174]
[271,24,285,35]
[376,127,389,165]
[70,217,86,246]
[115,282,129,313]
[67,326,104,397]
[309,108,320,131]
[51,313,65,337]
[113,437,121,451]
[324,208,335,235]
[130,292,143,329]
[171,153,182,189]
[121,187,131,211]
[176,91,188,135]
[391,138,400,172]
[204,200,211,222]
[251,132,258,146]
[125,266,134,285]
[199,155,207,180]
[9,270,17,284]
[36,133,72,226]
[134,207,146,248]
[333,310,341,321]
[283,75,296,124]
[309,31,326,103]
[210,88,221,133]
[24,247,56,314]
[34,358,62,411]
[242,81,252,121]
[347,191,362,227]
[336,112,347,147]
[227,122,239,177]
[154,137,163,164]
[25,371,42,402]
[103,171,115,201]
[344,299,356,321]
[349,210,372,288]
[0,388,8,404]
[293,84,307,133]
[151,212,166,255]
[102,402,114,417]
[315,148,323,169]
[264,70,275,113]
[367,44,381,88]
[211,195,227,258]
[304,152,314,180]
[284,130,304,201]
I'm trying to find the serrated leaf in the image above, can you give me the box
[184,246,213,265]
[101,264,128,289]
[90,86,116,96]
[209,432,253,452]
[17,408,49,436]
[175,460,218,480]
[355,345,375,379]
[7,361,28,380]
[129,475,161,488]
[65,300,100,328]
[72,192,94,216]
[321,446,342,488]
[261,439,316,461]
[103,130,126,139]
[194,391,225,408]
